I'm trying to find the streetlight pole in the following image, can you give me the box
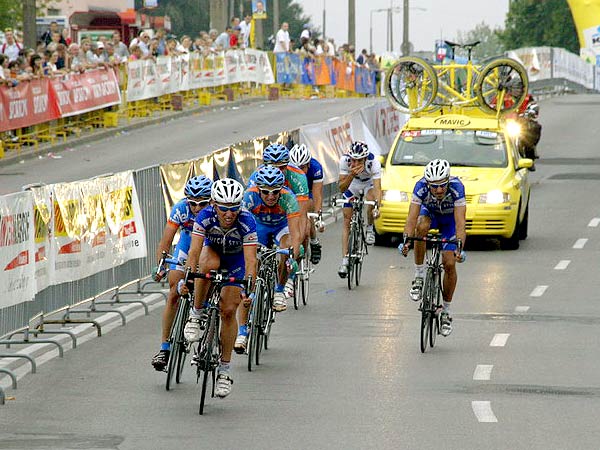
[401,0,410,55]
[389,0,394,53]
[323,0,327,39]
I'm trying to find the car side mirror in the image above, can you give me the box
[518,158,534,170]
[377,155,385,165]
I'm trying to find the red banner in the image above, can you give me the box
[51,69,121,117]
[0,78,61,132]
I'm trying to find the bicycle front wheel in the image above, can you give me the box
[165,295,187,391]
[385,56,438,114]
[420,270,434,353]
[300,256,310,306]
[420,310,430,354]
[347,226,357,290]
[199,308,219,415]
[475,58,528,114]
[354,230,365,287]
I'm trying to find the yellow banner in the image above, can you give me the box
[567,0,600,49]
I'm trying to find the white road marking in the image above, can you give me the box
[588,218,600,227]
[554,260,570,270]
[515,305,530,313]
[573,238,588,249]
[530,285,548,297]
[473,365,494,381]
[472,401,498,423]
[490,333,510,347]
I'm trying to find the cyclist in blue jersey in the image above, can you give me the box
[151,176,213,371]
[401,159,466,336]
[184,178,258,398]
[248,142,310,298]
[290,143,325,264]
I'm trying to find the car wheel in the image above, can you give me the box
[501,203,521,250]
[518,204,529,240]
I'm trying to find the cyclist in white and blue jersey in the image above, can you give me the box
[290,143,325,264]
[184,178,257,398]
[401,159,466,337]
[151,176,213,372]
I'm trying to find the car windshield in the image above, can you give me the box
[391,129,508,168]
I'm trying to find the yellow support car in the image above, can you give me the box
[374,113,533,249]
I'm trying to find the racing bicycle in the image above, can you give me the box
[184,268,250,415]
[335,192,378,290]
[403,235,462,353]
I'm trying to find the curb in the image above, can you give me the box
[0,290,166,395]
[0,96,268,169]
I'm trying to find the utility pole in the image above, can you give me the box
[401,0,410,55]
[273,0,280,38]
[323,0,327,39]
[23,0,36,49]
[229,0,235,21]
[348,0,355,47]
[389,5,393,52]
[209,0,228,32]
[255,19,264,50]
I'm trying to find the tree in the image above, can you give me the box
[497,0,578,53]
[455,22,505,60]
[0,0,61,40]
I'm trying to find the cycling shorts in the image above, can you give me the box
[419,206,458,252]
[256,221,290,247]
[169,242,189,271]
[342,183,374,208]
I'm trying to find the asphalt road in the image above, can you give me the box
[2,94,600,450]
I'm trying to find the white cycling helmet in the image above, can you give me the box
[347,141,369,159]
[424,159,450,182]
[290,144,311,167]
[211,178,244,204]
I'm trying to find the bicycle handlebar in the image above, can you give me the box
[184,268,250,287]
[333,198,378,207]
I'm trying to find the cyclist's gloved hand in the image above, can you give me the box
[456,250,466,263]
[372,208,380,219]
[286,258,299,274]
[240,290,253,307]
[295,244,305,259]
[152,265,165,282]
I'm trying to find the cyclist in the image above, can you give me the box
[248,142,309,297]
[235,165,302,351]
[151,175,213,372]
[183,178,258,398]
[290,143,325,264]
[400,159,466,336]
[337,141,381,278]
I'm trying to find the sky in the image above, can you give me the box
[295,0,510,54]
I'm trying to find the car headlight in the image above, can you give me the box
[506,120,521,138]
[479,190,510,204]
[382,190,410,202]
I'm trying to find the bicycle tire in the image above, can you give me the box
[347,225,356,290]
[429,275,441,348]
[248,279,265,371]
[354,228,364,287]
[263,267,276,350]
[198,308,219,415]
[301,256,310,306]
[293,273,299,310]
[475,57,528,114]
[385,56,438,114]
[420,268,434,353]
[175,296,191,384]
[165,295,186,391]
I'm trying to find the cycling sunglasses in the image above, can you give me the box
[215,203,241,212]
[259,188,282,196]
[428,181,449,190]
[187,198,210,207]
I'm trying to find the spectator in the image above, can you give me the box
[230,26,242,48]
[231,17,241,28]
[2,28,23,62]
[56,43,67,70]
[50,31,65,47]
[300,24,311,41]
[356,48,368,66]
[112,31,129,62]
[138,32,151,56]
[0,54,8,80]
[67,43,84,72]
[36,40,47,56]
[166,38,179,56]
[44,49,64,75]
[93,41,107,63]
[41,21,60,45]
[29,54,44,76]
[105,42,118,65]
[327,38,336,56]
[215,26,232,51]
[129,44,144,61]
[240,14,252,48]
[273,22,290,53]
[155,28,167,56]
[149,38,160,59]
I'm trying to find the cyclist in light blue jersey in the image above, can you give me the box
[151,175,213,372]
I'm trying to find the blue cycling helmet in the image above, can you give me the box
[263,143,289,165]
[184,175,213,198]
[255,165,285,188]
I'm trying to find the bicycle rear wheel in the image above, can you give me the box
[475,58,528,114]
[292,273,299,310]
[354,230,365,287]
[347,227,357,290]
[420,270,434,353]
[248,280,264,371]
[263,274,275,350]
[300,256,310,306]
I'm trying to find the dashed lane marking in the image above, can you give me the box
[473,365,494,381]
[515,306,530,313]
[490,333,510,347]
[573,238,588,249]
[472,401,498,422]
[588,218,600,227]
[554,260,570,270]
[530,285,548,297]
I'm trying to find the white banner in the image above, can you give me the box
[31,184,54,293]
[127,50,275,102]
[51,171,147,284]
[360,102,406,156]
[0,191,36,308]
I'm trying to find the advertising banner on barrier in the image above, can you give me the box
[315,56,332,85]
[0,191,36,308]
[50,69,121,117]
[31,185,54,293]
[51,172,147,284]
[276,52,302,84]
[0,78,61,132]
[301,56,316,85]
[360,102,405,156]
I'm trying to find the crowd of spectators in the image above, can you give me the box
[0,18,381,87]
